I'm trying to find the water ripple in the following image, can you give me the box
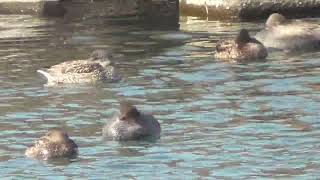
[0,15,319,179]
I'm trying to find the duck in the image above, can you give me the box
[25,129,78,160]
[103,102,161,141]
[37,50,121,85]
[255,13,320,51]
[214,29,268,62]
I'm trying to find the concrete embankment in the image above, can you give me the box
[1,0,319,26]
[180,0,320,20]
[0,0,65,16]
[0,0,179,27]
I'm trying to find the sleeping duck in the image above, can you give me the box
[103,102,161,141]
[25,129,78,160]
[215,29,268,62]
[37,50,121,85]
[255,13,320,51]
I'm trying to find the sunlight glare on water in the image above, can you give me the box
[0,15,320,179]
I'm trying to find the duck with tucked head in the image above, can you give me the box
[25,129,78,160]
[103,102,161,141]
[37,50,121,85]
[255,13,320,51]
[215,29,268,62]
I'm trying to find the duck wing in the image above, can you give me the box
[276,24,316,37]
[256,23,320,50]
[34,136,51,148]
[48,60,85,72]
[216,40,235,52]
[63,62,104,74]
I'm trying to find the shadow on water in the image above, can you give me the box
[34,156,79,166]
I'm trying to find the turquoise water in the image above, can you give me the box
[0,15,320,179]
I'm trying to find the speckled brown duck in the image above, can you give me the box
[37,50,121,85]
[25,129,78,160]
[215,29,268,62]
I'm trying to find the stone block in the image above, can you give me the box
[180,0,320,20]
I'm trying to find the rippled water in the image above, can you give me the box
[0,15,320,179]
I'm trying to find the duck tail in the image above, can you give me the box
[37,69,55,82]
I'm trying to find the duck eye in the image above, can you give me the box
[107,54,113,60]
[120,115,127,120]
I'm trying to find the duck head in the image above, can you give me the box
[45,129,69,143]
[119,102,141,122]
[235,29,251,48]
[89,50,114,66]
[266,13,287,29]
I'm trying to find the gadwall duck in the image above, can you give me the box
[103,102,161,141]
[37,50,121,85]
[255,13,320,51]
[215,29,268,61]
[25,129,78,160]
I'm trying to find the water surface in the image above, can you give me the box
[0,15,320,179]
